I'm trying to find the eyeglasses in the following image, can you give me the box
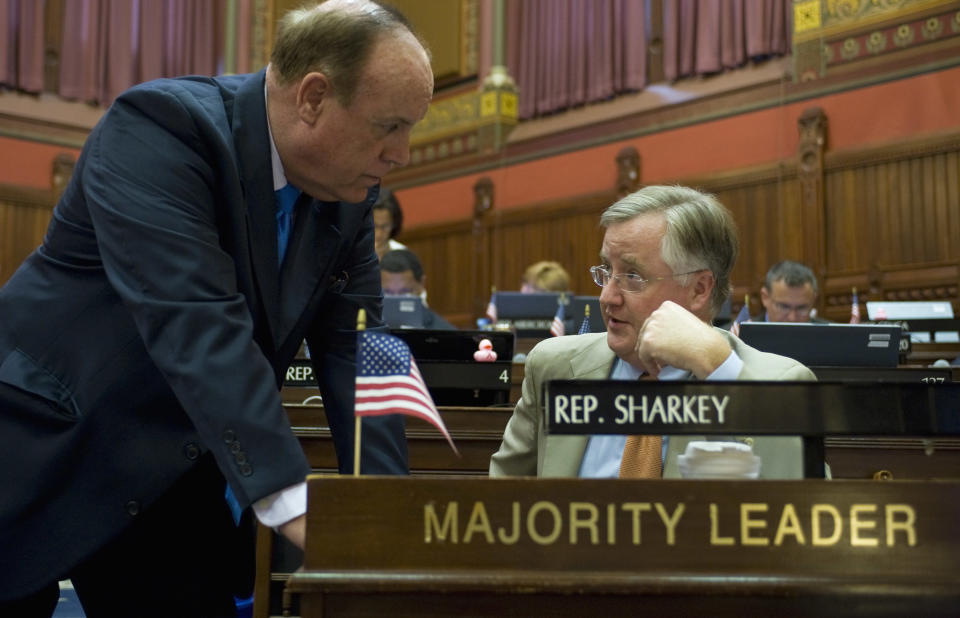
[770,301,812,316]
[589,265,706,294]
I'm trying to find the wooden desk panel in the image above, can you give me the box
[285,400,960,481]
[264,385,960,617]
[287,402,511,475]
[288,477,960,617]
[825,437,960,480]
[257,403,511,617]
[906,342,960,364]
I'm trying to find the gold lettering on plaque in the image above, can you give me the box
[709,503,735,545]
[424,501,458,543]
[849,504,879,547]
[463,501,494,544]
[569,502,600,545]
[527,501,562,545]
[885,504,917,547]
[607,503,617,544]
[621,502,653,544]
[655,502,685,546]
[773,503,806,546]
[741,503,769,546]
[496,502,521,544]
[812,504,842,546]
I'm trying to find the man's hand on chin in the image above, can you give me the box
[635,300,731,378]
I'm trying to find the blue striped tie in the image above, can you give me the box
[275,183,301,267]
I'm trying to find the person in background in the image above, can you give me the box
[373,188,407,259]
[760,260,829,323]
[490,185,815,480]
[381,249,456,330]
[0,1,433,615]
[520,260,571,293]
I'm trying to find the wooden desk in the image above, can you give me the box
[260,380,960,617]
[282,395,960,482]
[287,477,960,617]
[285,401,511,475]
[906,341,960,364]
[255,402,511,618]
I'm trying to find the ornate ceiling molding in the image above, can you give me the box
[793,0,959,81]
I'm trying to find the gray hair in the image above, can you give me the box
[600,185,738,316]
[764,260,818,295]
[270,0,426,105]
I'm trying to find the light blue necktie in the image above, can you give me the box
[275,183,301,267]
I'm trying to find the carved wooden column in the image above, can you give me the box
[472,177,495,317]
[51,153,76,199]
[797,107,827,288]
[615,147,641,198]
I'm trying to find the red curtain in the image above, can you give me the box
[505,0,792,119]
[59,0,224,106]
[0,0,45,93]
[1,0,225,106]
[663,0,791,82]
[506,0,647,120]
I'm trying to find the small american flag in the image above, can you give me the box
[577,305,591,335]
[729,300,751,337]
[850,288,860,324]
[355,331,457,453]
[485,291,497,322]
[549,302,566,337]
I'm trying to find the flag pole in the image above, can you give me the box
[353,308,366,478]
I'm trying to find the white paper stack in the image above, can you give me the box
[677,441,761,479]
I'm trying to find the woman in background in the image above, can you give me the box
[521,260,571,293]
[373,189,406,259]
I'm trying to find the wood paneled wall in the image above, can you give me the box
[819,132,960,319]
[0,186,57,287]
[403,118,960,326]
[2,115,958,328]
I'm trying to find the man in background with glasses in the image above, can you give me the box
[760,260,830,323]
[490,185,814,480]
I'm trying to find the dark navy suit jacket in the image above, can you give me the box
[0,70,406,597]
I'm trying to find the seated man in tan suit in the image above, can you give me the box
[490,185,815,479]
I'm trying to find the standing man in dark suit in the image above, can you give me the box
[0,1,433,615]
[760,260,830,323]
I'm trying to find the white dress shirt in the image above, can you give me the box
[251,86,307,529]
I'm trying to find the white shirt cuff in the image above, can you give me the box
[707,349,743,380]
[252,481,307,528]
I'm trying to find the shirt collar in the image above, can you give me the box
[264,82,288,192]
[611,357,689,381]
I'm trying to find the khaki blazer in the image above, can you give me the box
[489,329,816,479]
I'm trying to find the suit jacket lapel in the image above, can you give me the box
[276,197,342,348]
[541,334,615,477]
[231,69,283,350]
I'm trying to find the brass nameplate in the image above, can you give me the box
[304,477,960,578]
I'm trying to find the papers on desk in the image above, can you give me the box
[677,441,761,479]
